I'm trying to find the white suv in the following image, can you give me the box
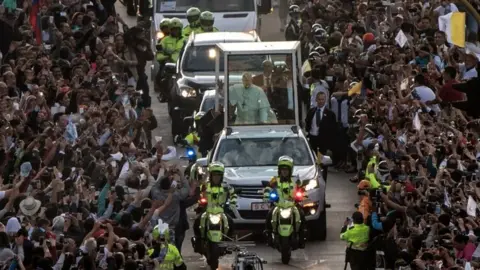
[197,126,329,241]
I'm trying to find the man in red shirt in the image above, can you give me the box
[437,66,465,102]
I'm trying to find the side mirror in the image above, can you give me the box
[164,63,176,75]
[258,0,272,15]
[180,156,189,160]
[319,155,333,166]
[196,157,208,168]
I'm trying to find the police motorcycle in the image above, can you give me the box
[191,162,237,270]
[263,157,307,264]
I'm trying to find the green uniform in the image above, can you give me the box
[183,25,201,37]
[263,176,297,203]
[201,182,237,208]
[156,36,185,63]
[149,243,184,270]
[340,223,370,250]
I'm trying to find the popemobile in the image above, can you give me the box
[191,41,333,265]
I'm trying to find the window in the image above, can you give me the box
[201,96,223,112]
[214,137,313,167]
[157,0,255,13]
[182,45,264,73]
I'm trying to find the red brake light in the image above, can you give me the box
[295,191,304,199]
[200,197,207,204]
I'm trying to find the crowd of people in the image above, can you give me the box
[0,0,199,269]
[288,0,480,269]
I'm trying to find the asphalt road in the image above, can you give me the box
[116,4,358,269]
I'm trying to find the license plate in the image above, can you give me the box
[251,202,270,211]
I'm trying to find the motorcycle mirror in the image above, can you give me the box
[179,156,189,160]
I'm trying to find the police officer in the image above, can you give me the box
[192,162,236,253]
[197,11,219,33]
[156,18,185,102]
[150,223,186,270]
[285,5,301,41]
[263,156,306,248]
[154,18,171,96]
[183,7,201,38]
[341,211,370,270]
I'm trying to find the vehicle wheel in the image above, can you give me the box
[309,206,327,241]
[280,237,291,265]
[208,242,220,270]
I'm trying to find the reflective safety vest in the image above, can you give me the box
[183,25,201,37]
[184,132,200,146]
[340,223,370,250]
[156,36,185,62]
[150,244,183,270]
[365,156,380,189]
[201,182,237,208]
[263,177,297,203]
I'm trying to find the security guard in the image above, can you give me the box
[285,5,301,41]
[193,162,236,252]
[156,18,184,63]
[263,156,306,248]
[341,211,370,270]
[150,223,186,270]
[154,19,171,96]
[156,18,184,101]
[183,7,201,38]
[196,11,219,33]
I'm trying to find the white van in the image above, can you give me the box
[152,0,271,37]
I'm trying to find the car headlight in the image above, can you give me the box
[279,208,292,219]
[197,166,205,175]
[209,214,221,225]
[304,179,319,191]
[179,85,196,98]
[156,31,165,40]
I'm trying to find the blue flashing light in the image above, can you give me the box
[186,147,196,160]
[269,191,278,202]
[187,150,195,157]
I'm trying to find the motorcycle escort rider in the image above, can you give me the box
[183,7,201,38]
[285,5,301,41]
[154,18,171,96]
[192,162,237,253]
[150,222,187,270]
[263,156,306,248]
[197,11,219,33]
[156,18,185,102]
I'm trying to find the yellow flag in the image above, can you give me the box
[348,82,363,96]
[451,12,466,48]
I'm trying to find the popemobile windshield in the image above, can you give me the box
[212,41,305,128]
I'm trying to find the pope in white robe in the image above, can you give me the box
[229,72,271,125]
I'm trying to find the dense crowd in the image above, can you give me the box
[289,0,480,269]
[0,0,197,269]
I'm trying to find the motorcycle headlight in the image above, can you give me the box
[279,208,292,219]
[156,31,165,40]
[304,179,318,191]
[209,214,221,225]
[179,85,196,98]
[198,166,205,175]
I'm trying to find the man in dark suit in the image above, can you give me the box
[305,92,338,180]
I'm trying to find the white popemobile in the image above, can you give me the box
[195,41,331,241]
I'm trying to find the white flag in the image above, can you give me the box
[395,30,408,48]
[467,195,477,217]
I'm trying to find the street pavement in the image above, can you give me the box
[116,4,358,269]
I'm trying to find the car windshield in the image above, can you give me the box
[201,96,223,112]
[156,0,255,13]
[214,137,313,167]
[182,46,264,73]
